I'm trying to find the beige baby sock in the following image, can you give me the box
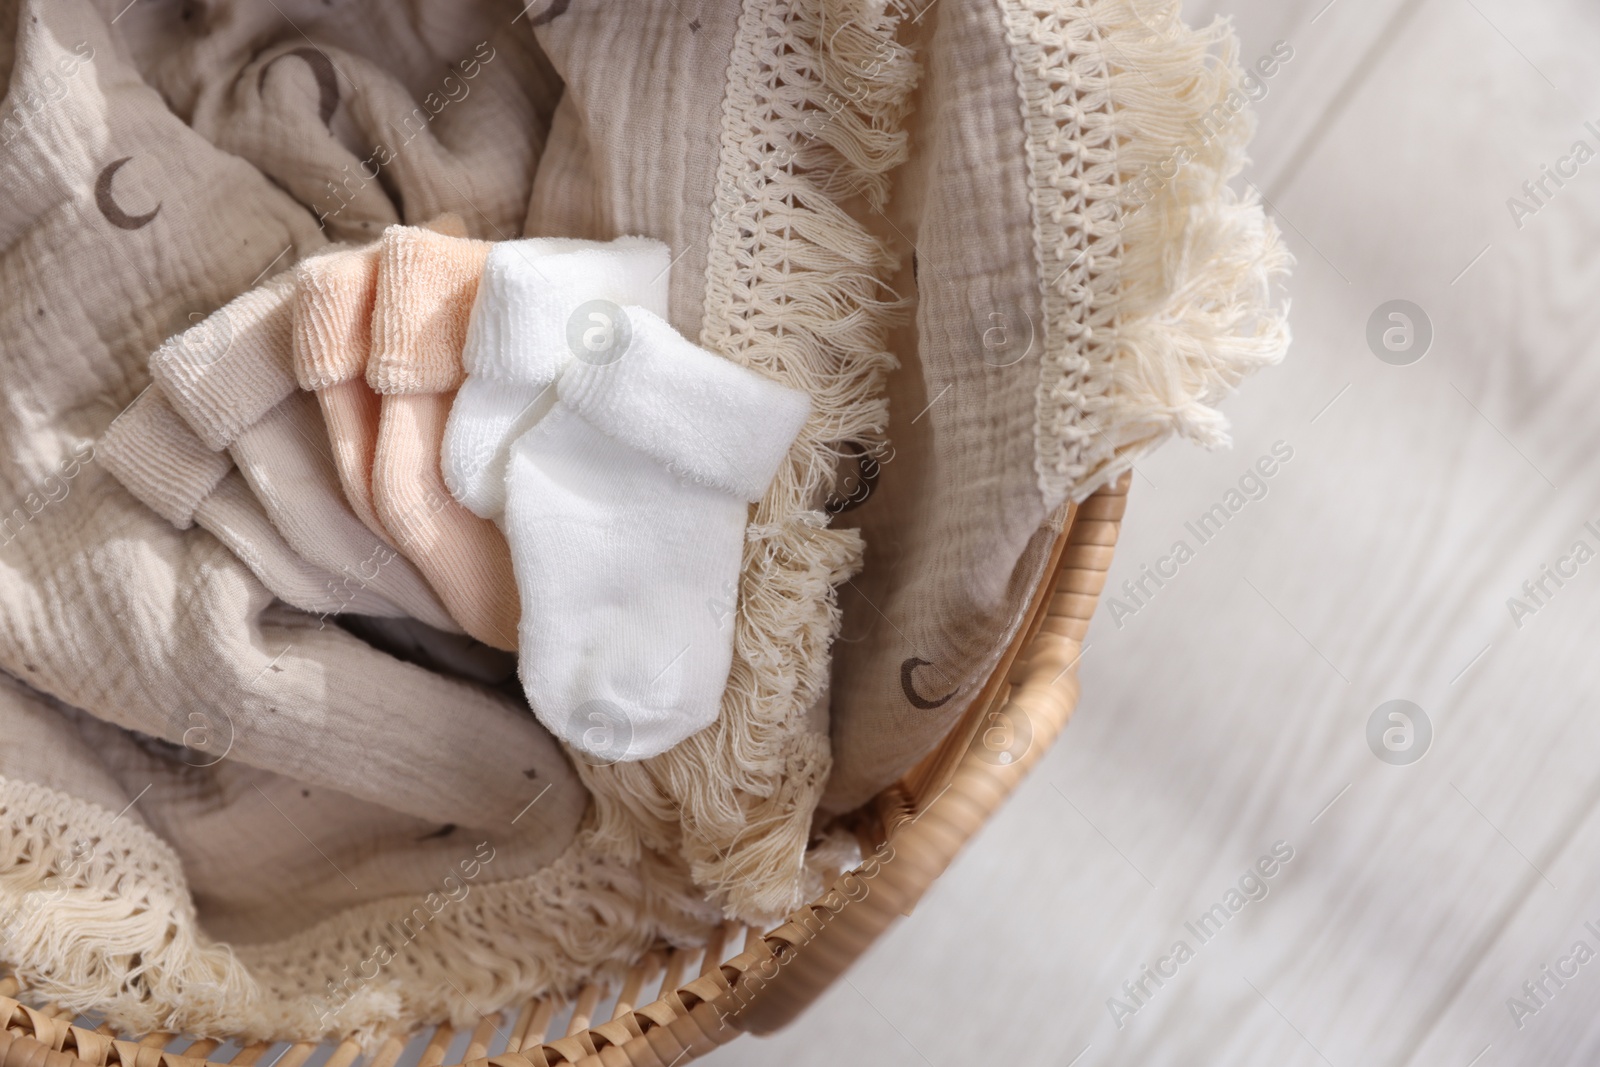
[98,388,406,618]
[368,223,520,651]
[150,272,462,634]
[290,242,390,542]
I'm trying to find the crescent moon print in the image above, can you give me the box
[900,657,955,710]
[528,0,571,26]
[95,157,161,230]
[259,47,340,128]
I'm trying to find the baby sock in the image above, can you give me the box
[200,470,398,619]
[504,307,810,760]
[369,223,521,650]
[98,388,404,618]
[291,242,390,541]
[442,235,673,519]
[150,273,462,634]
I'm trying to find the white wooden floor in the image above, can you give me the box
[708,0,1600,1063]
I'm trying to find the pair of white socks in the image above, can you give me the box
[443,239,810,762]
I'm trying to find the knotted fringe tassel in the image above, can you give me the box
[1002,0,1293,506]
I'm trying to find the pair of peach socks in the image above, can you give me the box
[293,222,519,650]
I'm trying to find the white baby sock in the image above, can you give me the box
[442,236,672,519]
[504,308,809,761]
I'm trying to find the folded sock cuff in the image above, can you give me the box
[99,387,233,529]
[464,236,673,386]
[150,272,299,451]
[557,308,810,502]
[367,224,490,395]
[293,243,379,390]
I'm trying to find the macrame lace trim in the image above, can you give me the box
[999,0,1292,507]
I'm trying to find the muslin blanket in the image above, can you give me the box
[0,0,1287,1045]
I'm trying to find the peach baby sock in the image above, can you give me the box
[291,243,389,542]
[368,222,520,651]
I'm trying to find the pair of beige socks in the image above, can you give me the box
[98,388,408,620]
[292,218,519,649]
[118,219,518,649]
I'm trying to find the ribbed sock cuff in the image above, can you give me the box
[464,236,672,385]
[150,272,300,452]
[99,387,233,529]
[367,224,490,395]
[293,243,380,390]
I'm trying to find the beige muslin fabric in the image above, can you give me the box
[824,0,1290,809]
[0,0,1286,1046]
[821,0,1064,811]
[138,0,563,244]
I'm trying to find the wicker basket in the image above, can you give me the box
[0,474,1128,1067]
